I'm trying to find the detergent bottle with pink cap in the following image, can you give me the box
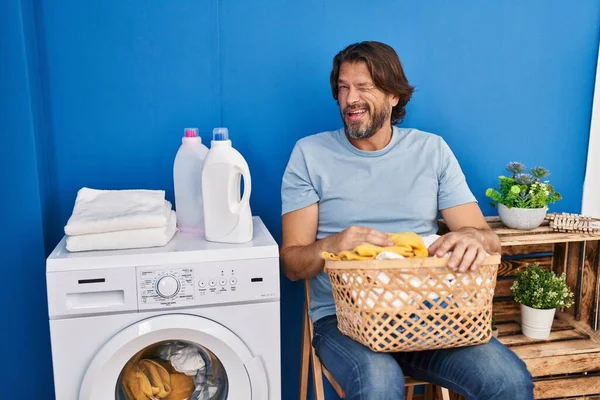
[173,127,209,234]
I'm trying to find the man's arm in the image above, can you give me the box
[429,202,501,272]
[280,204,324,281]
[280,203,393,281]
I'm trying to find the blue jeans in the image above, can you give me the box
[313,315,534,400]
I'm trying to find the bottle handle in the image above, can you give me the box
[229,166,251,215]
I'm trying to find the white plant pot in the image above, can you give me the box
[520,304,556,339]
[498,203,547,230]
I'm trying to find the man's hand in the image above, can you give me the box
[428,228,487,272]
[325,226,393,254]
[281,204,395,281]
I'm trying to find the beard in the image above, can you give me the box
[342,102,391,140]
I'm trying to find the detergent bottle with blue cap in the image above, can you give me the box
[202,127,253,243]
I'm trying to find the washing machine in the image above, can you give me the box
[46,217,280,400]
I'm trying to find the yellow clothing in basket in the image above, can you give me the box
[321,232,428,261]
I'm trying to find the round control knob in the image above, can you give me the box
[156,275,180,298]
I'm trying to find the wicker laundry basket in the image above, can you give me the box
[324,254,501,352]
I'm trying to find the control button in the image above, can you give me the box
[156,275,180,298]
[229,277,238,285]
[209,279,217,287]
[219,278,227,286]
[198,279,206,288]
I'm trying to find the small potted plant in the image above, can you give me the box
[486,161,561,230]
[510,263,574,339]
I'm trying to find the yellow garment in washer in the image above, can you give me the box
[122,358,172,399]
[166,373,195,400]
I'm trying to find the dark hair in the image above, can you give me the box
[330,41,415,125]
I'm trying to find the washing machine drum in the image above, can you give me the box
[115,340,227,400]
[79,314,268,400]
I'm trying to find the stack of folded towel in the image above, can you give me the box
[64,187,177,252]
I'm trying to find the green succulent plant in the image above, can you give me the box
[485,162,561,209]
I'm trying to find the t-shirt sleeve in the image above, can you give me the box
[437,138,477,210]
[281,143,320,215]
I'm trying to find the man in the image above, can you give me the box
[280,41,534,400]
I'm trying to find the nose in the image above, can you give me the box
[346,86,360,105]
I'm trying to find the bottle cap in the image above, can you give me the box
[184,128,198,138]
[213,127,229,141]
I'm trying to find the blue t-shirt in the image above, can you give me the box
[281,126,476,322]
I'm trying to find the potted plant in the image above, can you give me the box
[486,162,561,230]
[510,263,574,339]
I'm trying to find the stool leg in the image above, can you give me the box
[405,385,415,400]
[424,384,434,400]
[310,330,326,400]
[436,386,450,400]
[299,303,310,400]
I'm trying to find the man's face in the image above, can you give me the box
[337,61,398,140]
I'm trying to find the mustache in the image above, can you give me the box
[343,104,370,114]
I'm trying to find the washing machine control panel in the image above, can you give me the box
[137,257,279,310]
[139,268,195,305]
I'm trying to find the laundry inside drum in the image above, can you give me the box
[115,340,228,400]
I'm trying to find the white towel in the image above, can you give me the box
[64,187,168,235]
[423,234,441,248]
[376,252,405,260]
[66,210,177,252]
[160,345,206,376]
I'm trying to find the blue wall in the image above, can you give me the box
[1,0,54,397]
[2,1,599,399]
[37,0,222,248]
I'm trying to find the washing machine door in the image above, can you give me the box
[79,314,268,400]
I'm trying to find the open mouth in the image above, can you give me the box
[346,108,367,122]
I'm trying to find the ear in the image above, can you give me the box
[389,94,400,107]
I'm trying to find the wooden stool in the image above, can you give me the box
[299,280,451,400]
